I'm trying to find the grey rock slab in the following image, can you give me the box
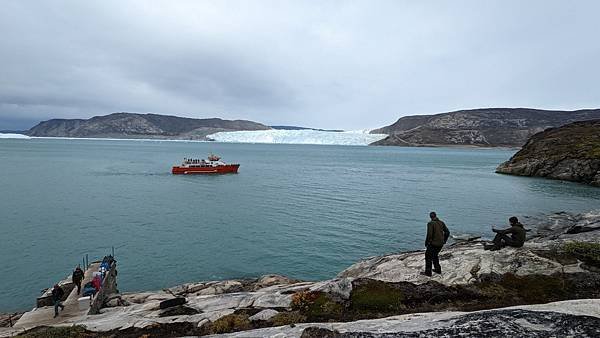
[251,292,292,308]
[252,274,297,291]
[248,309,279,321]
[187,293,251,312]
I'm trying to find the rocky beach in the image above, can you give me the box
[3,210,600,337]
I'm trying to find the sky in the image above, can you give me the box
[1,1,599,130]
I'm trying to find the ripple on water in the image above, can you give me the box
[1,140,599,311]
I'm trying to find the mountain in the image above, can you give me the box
[26,113,270,140]
[496,120,600,186]
[371,108,600,147]
[0,130,26,134]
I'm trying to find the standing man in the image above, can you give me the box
[72,265,84,295]
[51,284,65,318]
[422,212,450,277]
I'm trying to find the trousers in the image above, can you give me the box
[425,245,442,273]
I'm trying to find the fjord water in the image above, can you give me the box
[1,138,599,311]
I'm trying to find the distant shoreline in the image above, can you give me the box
[0,133,521,150]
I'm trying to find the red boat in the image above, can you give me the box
[172,154,240,174]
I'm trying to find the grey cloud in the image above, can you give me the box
[1,0,599,130]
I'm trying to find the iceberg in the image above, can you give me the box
[208,129,387,146]
[0,133,30,139]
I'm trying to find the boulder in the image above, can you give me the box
[252,275,298,291]
[159,297,186,309]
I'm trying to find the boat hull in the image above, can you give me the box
[171,164,240,175]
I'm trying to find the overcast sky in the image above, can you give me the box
[1,1,599,130]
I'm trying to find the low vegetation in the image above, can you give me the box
[563,241,600,267]
[209,314,252,334]
[16,325,88,338]
[349,279,404,313]
[291,290,343,321]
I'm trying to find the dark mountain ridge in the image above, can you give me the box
[371,108,600,147]
[26,112,271,140]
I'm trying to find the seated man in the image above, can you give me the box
[484,216,526,251]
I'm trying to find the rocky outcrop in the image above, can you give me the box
[371,108,600,147]
[8,211,600,337]
[26,112,270,140]
[237,300,600,338]
[0,313,22,328]
[496,120,600,186]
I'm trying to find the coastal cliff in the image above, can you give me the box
[371,108,600,147]
[7,210,600,337]
[496,120,600,186]
[25,113,270,140]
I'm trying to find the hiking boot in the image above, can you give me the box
[433,269,442,274]
[420,271,432,277]
[483,243,496,251]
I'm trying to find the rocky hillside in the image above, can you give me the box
[7,210,600,337]
[371,108,600,147]
[25,113,270,140]
[496,120,600,186]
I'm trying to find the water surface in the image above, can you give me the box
[1,138,599,311]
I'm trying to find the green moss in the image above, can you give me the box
[290,290,343,321]
[350,279,405,313]
[16,325,88,338]
[270,311,307,326]
[477,283,510,300]
[563,241,600,267]
[210,314,252,334]
[498,273,568,303]
[532,249,579,265]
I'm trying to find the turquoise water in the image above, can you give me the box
[1,138,599,311]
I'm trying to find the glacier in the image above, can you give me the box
[0,133,30,139]
[207,129,387,146]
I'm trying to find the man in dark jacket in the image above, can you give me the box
[485,216,526,250]
[51,284,65,318]
[72,265,84,295]
[422,212,450,277]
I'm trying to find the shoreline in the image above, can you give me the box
[4,210,599,337]
[0,133,520,150]
[0,209,596,314]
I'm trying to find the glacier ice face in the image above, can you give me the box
[207,129,387,146]
[0,133,30,139]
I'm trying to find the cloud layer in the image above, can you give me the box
[1,1,599,130]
